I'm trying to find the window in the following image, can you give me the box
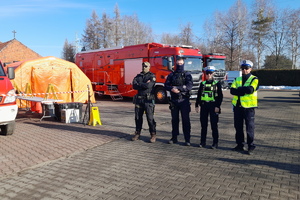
[162,56,174,70]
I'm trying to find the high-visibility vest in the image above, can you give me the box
[231,75,258,108]
[200,80,218,102]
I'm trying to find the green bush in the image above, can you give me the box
[251,69,300,86]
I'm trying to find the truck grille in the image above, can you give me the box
[214,71,226,77]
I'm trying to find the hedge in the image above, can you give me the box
[251,69,300,86]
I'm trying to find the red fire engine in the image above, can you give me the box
[75,43,203,103]
[202,53,227,88]
[0,61,17,135]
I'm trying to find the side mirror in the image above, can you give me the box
[167,57,173,71]
[7,67,15,80]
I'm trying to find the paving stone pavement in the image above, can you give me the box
[0,90,299,200]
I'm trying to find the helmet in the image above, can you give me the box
[240,60,253,68]
[204,66,216,72]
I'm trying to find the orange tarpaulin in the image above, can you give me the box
[8,56,95,108]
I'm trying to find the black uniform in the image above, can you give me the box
[164,71,193,143]
[132,71,156,134]
[195,80,223,146]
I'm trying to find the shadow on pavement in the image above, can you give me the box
[23,121,128,138]
[218,157,300,175]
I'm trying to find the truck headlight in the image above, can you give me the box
[4,89,16,103]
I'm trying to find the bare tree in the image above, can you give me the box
[265,8,289,68]
[160,33,181,45]
[250,0,274,69]
[179,22,194,46]
[81,10,101,50]
[203,15,225,53]
[62,39,76,62]
[286,9,300,69]
[121,14,153,46]
[214,0,249,70]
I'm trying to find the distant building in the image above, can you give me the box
[0,39,41,66]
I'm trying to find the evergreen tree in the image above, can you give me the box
[263,55,293,69]
[251,6,274,69]
[62,39,76,63]
[81,10,101,50]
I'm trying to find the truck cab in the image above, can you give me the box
[149,45,203,103]
[202,53,227,88]
[0,62,18,135]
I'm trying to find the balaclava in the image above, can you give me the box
[175,60,184,73]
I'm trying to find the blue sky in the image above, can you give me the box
[1,0,299,58]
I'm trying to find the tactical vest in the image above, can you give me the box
[200,80,218,102]
[232,75,258,108]
[171,72,185,86]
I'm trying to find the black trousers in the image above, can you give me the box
[200,102,219,145]
[233,106,255,150]
[135,102,156,134]
[170,98,191,143]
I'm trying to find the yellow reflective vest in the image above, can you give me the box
[231,75,258,108]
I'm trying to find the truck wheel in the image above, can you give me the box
[0,122,15,136]
[155,87,168,104]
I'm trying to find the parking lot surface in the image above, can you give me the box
[0,90,299,199]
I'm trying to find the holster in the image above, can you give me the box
[168,100,175,110]
[133,95,137,104]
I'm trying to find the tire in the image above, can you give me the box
[154,87,168,104]
[0,121,15,136]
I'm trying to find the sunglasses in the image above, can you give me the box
[241,66,250,70]
[206,71,214,75]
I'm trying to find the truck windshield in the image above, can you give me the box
[207,59,225,70]
[0,63,5,76]
[184,57,202,72]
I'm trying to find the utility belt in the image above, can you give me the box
[201,100,216,103]
[133,94,154,104]
[172,92,190,100]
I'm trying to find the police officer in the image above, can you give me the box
[195,66,223,149]
[132,62,157,143]
[164,57,193,146]
[230,60,259,155]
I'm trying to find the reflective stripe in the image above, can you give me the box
[232,75,258,108]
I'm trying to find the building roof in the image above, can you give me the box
[0,39,42,64]
[0,40,12,52]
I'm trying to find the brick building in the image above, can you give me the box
[0,39,41,65]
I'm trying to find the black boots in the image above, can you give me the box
[150,133,156,143]
[131,131,141,141]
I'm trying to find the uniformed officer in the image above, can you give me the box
[230,60,259,155]
[164,57,193,146]
[195,66,223,149]
[132,62,157,143]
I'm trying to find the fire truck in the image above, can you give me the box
[0,61,17,135]
[202,53,228,88]
[75,43,203,103]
